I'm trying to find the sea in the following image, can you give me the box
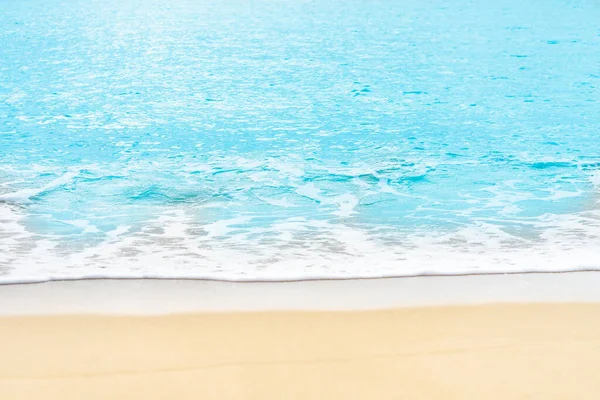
[1,0,599,283]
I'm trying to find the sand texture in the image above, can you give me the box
[1,303,600,399]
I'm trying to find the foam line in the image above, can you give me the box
[0,172,77,203]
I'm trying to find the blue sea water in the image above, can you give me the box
[1,0,599,282]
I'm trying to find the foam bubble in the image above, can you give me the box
[1,205,600,284]
[0,171,77,204]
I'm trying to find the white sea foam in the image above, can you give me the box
[1,162,599,284]
[1,203,600,284]
[591,171,600,188]
[0,171,77,203]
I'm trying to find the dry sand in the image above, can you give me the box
[2,303,600,399]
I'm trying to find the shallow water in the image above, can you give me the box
[1,0,599,282]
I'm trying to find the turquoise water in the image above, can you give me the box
[1,0,599,282]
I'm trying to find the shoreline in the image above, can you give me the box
[2,271,600,315]
[2,273,600,398]
[2,267,600,286]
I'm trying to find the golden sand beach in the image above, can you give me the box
[1,276,600,399]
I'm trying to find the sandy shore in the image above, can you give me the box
[1,274,600,399]
[1,304,600,399]
[3,271,600,314]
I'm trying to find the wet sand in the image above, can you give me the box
[1,302,600,399]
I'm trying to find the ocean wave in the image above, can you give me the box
[2,0,600,282]
[2,205,600,283]
[0,171,78,204]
